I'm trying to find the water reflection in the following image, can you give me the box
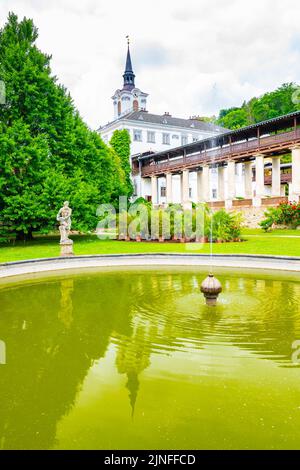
[0,269,300,449]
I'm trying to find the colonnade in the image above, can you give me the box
[148,146,300,206]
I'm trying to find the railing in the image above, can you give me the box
[207,201,225,208]
[207,197,287,209]
[264,173,291,185]
[232,199,253,207]
[141,128,300,176]
[261,196,288,206]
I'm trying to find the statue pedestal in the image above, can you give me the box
[60,240,74,257]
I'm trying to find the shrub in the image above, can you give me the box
[212,209,242,242]
[260,201,300,231]
[112,202,242,242]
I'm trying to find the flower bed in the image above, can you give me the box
[260,201,300,231]
[110,201,243,243]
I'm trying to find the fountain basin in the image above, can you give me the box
[1,253,300,280]
[0,265,300,450]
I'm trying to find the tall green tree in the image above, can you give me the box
[217,83,300,129]
[0,13,126,240]
[109,129,133,197]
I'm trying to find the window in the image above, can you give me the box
[162,133,170,145]
[189,188,192,198]
[161,187,166,197]
[133,129,142,142]
[147,131,155,143]
[133,99,139,111]
[181,135,188,145]
[212,189,217,199]
[192,137,198,142]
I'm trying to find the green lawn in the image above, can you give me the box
[0,229,300,263]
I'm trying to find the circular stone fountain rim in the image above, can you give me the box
[0,253,300,279]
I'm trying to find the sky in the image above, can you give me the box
[0,0,299,129]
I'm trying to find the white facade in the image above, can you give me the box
[98,42,229,201]
[148,163,246,205]
[100,115,216,155]
[99,114,225,200]
[112,88,148,120]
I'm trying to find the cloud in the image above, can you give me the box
[134,43,171,69]
[0,0,299,129]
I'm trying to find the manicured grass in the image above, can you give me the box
[0,229,300,263]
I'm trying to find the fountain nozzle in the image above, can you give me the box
[200,274,222,306]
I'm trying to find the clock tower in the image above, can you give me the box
[112,37,148,119]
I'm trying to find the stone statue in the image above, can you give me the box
[57,201,73,245]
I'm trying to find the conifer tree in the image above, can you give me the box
[110,129,133,197]
[0,13,126,240]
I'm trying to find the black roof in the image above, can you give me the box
[123,110,226,133]
[124,46,133,73]
[123,45,135,91]
[137,110,300,162]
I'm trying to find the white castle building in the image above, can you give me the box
[98,41,245,203]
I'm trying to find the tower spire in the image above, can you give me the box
[123,36,135,90]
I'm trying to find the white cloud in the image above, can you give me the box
[0,0,299,128]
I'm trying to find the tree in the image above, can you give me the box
[0,13,127,240]
[109,129,133,197]
[217,108,249,130]
[216,83,300,130]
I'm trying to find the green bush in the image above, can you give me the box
[260,202,300,231]
[113,202,242,242]
[212,209,242,242]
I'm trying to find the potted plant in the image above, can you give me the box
[195,204,211,243]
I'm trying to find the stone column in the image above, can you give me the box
[253,154,265,206]
[290,146,300,202]
[197,165,210,203]
[271,156,281,197]
[196,171,202,203]
[218,166,225,201]
[181,169,190,208]
[225,160,235,208]
[166,172,173,204]
[244,162,253,199]
[151,175,158,205]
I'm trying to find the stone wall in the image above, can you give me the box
[231,206,266,228]
[210,204,267,228]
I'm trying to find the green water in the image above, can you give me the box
[0,267,300,450]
